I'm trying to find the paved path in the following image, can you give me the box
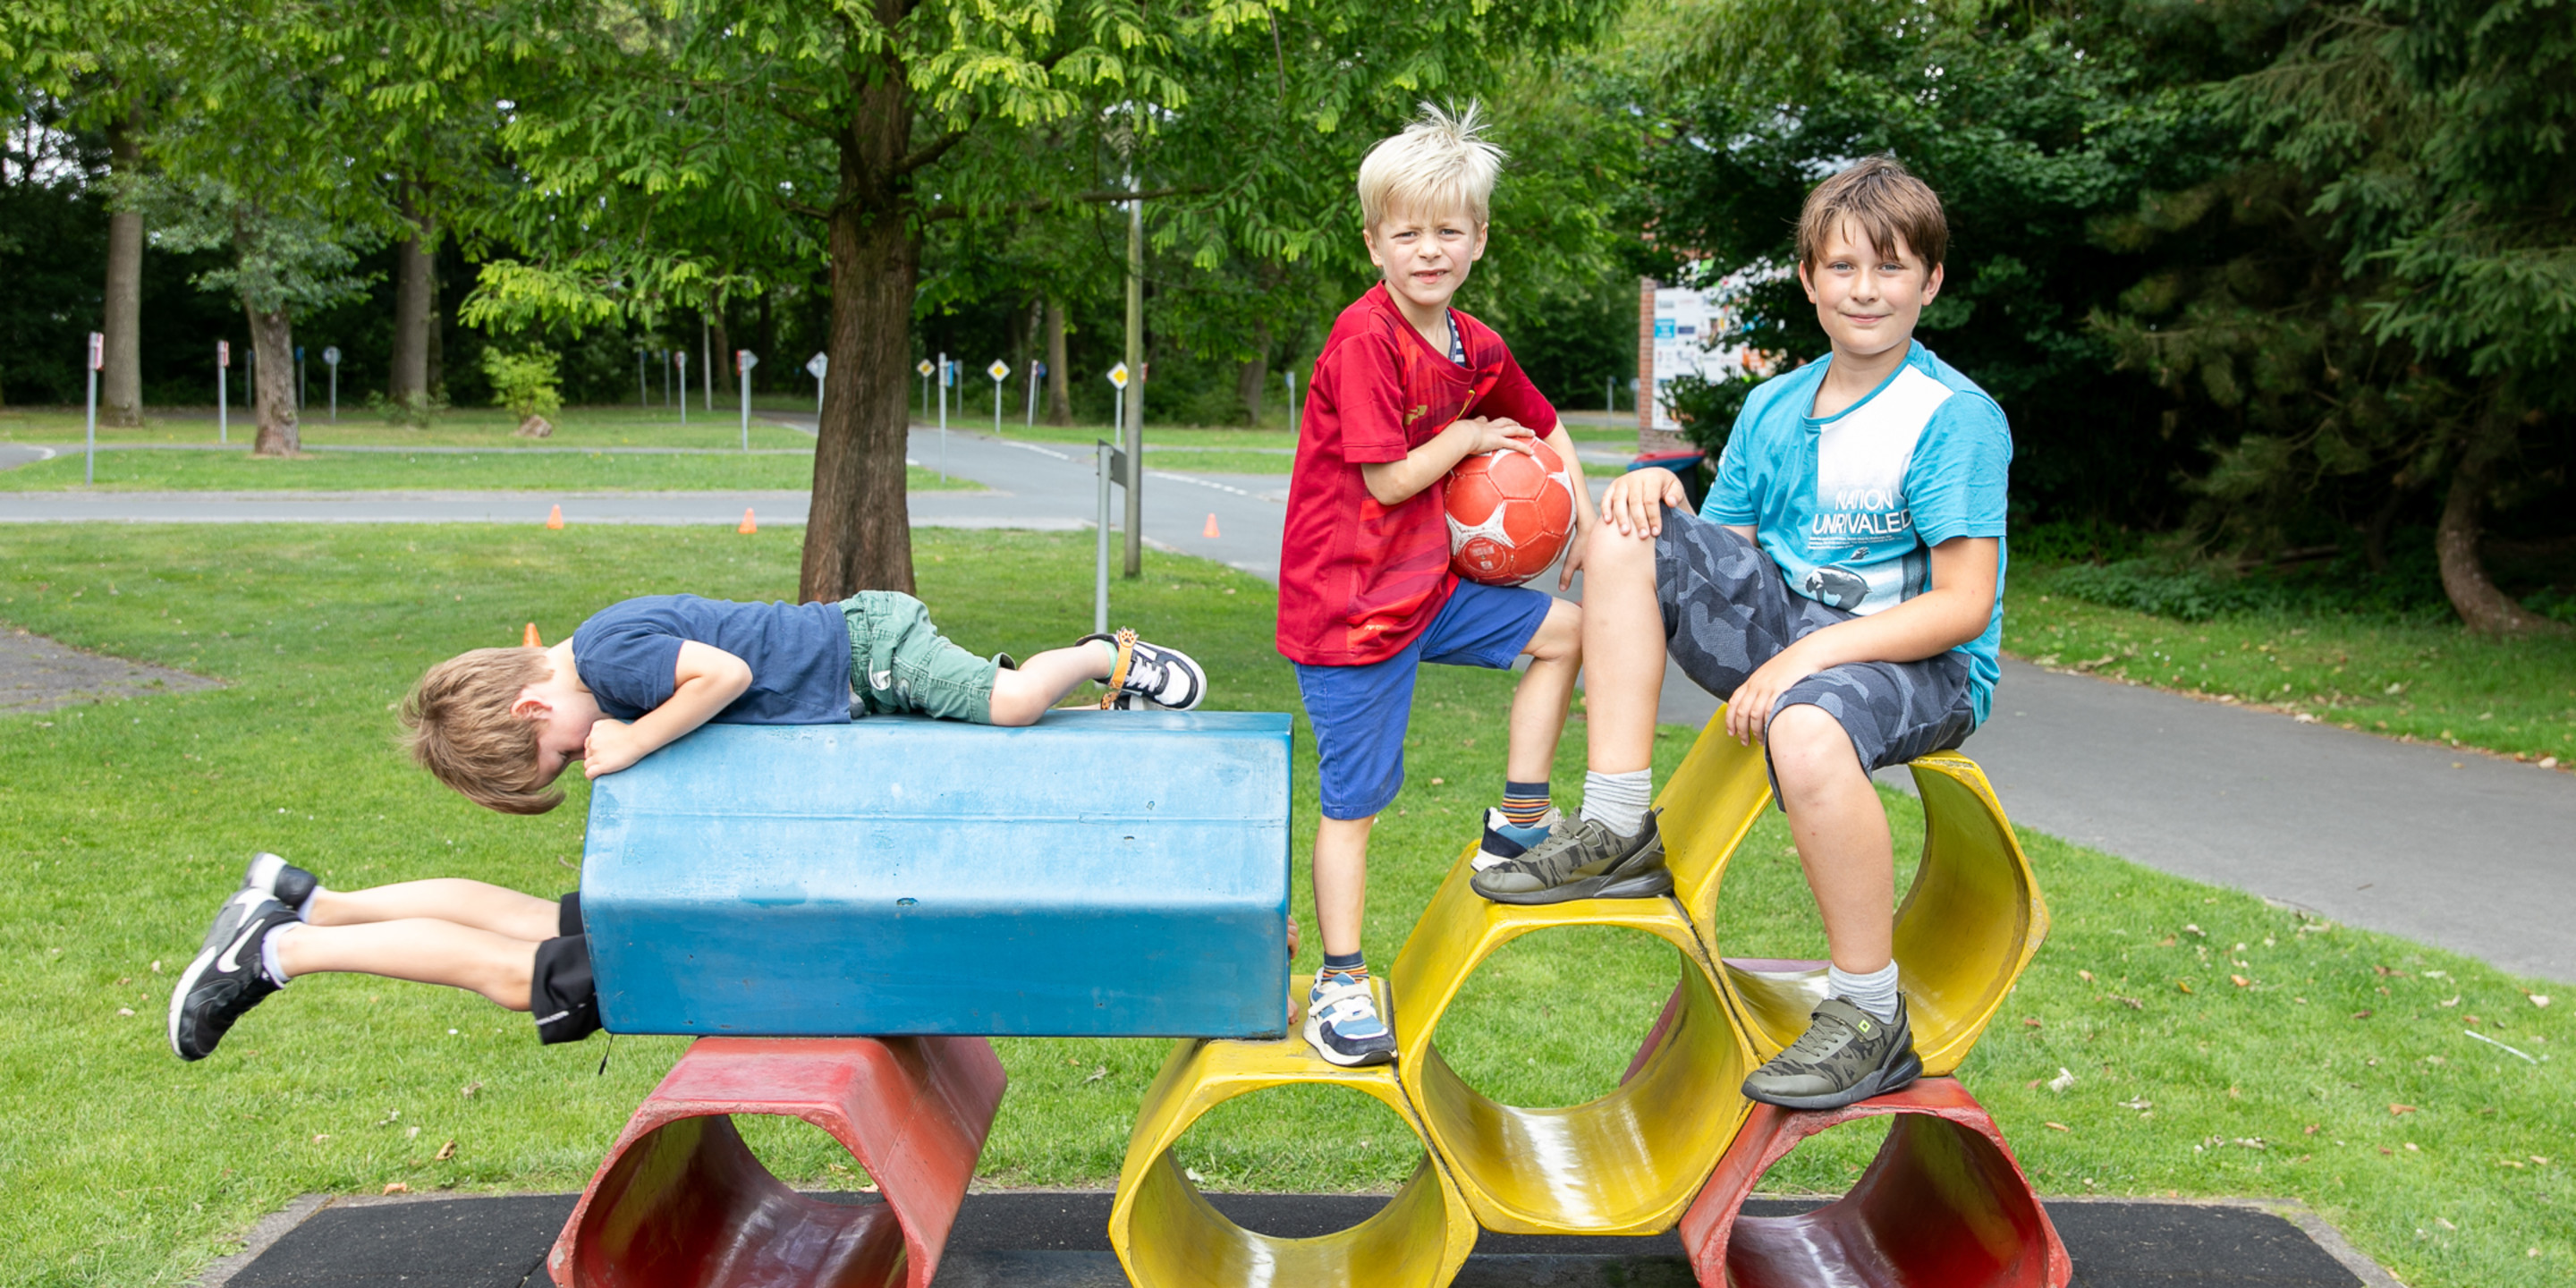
[7,421,2571,981]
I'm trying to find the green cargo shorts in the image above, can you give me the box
[839,591,999,724]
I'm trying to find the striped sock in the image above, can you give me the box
[1499,780,1553,829]
[1319,950,1367,985]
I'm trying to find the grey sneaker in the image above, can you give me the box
[1469,809,1671,904]
[198,852,317,954]
[1741,996,1923,1110]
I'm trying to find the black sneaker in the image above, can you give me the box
[1083,629,1208,710]
[1740,996,1923,1110]
[170,895,295,1061]
[1469,809,1671,903]
[198,853,318,954]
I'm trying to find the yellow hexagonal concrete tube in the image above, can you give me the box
[1108,1026,1479,1288]
[1659,711,2052,1078]
[1387,856,1757,1236]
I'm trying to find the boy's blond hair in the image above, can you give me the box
[1357,101,1503,229]
[1797,156,1949,271]
[400,647,562,815]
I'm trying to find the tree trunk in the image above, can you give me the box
[800,42,919,603]
[242,298,301,456]
[711,309,733,402]
[390,183,436,402]
[1235,320,1271,426]
[2436,414,2565,636]
[426,247,445,394]
[101,112,144,428]
[1045,296,1072,426]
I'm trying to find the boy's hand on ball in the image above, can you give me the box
[582,720,645,778]
[1461,416,1538,456]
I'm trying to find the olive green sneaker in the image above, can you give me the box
[1740,996,1923,1110]
[1469,809,1671,904]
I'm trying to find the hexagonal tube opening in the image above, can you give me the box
[1111,1038,1476,1288]
[1681,1080,2070,1288]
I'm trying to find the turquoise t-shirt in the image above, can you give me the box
[1700,342,2012,724]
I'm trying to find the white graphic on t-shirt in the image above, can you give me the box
[1807,365,1953,615]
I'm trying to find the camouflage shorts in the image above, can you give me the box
[1653,508,1975,782]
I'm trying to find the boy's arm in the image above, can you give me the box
[582,640,754,776]
[1722,536,1999,744]
[1359,415,1541,508]
[1540,423,1597,590]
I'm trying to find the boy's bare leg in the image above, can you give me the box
[987,640,1116,724]
[1504,599,1581,783]
[1311,815,1373,959]
[1767,705,1894,972]
[305,879,562,942]
[1578,523,1665,775]
[272,919,540,1010]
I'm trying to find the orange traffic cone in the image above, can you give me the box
[545,504,564,530]
[1202,513,1221,539]
[738,508,758,534]
[522,623,543,648]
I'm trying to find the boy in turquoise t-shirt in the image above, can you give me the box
[1472,157,2011,1110]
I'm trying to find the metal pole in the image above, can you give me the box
[1123,182,1144,577]
[85,357,97,487]
[937,353,948,479]
[1025,365,1038,428]
[701,319,713,411]
[217,345,228,445]
[1096,442,1112,636]
[676,352,687,424]
[328,360,337,421]
[992,370,1002,436]
[1284,370,1297,434]
[1606,375,1614,413]
[739,355,750,452]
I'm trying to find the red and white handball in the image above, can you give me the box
[1446,438,1577,584]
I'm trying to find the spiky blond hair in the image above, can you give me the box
[1356,101,1504,229]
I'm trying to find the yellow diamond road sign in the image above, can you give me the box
[987,360,1010,381]
[917,360,936,377]
[1107,362,1130,389]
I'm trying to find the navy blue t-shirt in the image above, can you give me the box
[571,594,851,724]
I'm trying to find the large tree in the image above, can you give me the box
[465,0,1618,600]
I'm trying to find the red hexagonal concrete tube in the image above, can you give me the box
[547,1036,1007,1288]
[1675,1076,2071,1288]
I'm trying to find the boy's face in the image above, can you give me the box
[1365,205,1487,314]
[511,660,601,783]
[1799,220,1944,362]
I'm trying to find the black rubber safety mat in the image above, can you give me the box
[223,1191,2368,1287]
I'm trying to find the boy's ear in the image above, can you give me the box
[1797,258,1818,302]
[1921,260,1945,303]
[509,689,549,722]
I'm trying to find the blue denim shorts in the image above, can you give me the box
[1294,580,1555,820]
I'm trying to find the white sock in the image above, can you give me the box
[259,922,300,985]
[1828,962,1900,1022]
[295,886,324,919]
[1578,769,1653,836]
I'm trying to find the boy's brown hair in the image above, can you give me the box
[1796,156,1948,271]
[400,647,563,815]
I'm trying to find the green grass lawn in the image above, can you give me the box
[0,404,824,452]
[2009,564,2576,770]
[0,449,973,494]
[1,529,2568,1286]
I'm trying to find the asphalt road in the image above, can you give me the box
[7,422,2571,981]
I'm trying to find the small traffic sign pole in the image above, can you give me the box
[936,353,951,478]
[1284,370,1298,434]
[323,346,340,421]
[216,341,230,445]
[917,359,935,424]
[674,350,688,425]
[85,332,102,485]
[736,350,758,452]
[987,359,1009,436]
[1107,363,1129,446]
[1026,360,1043,428]
[807,352,828,417]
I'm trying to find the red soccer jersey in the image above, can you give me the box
[1276,284,1559,665]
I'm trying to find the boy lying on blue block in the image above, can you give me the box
[168,591,1207,1061]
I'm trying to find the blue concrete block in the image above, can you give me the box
[580,710,1292,1038]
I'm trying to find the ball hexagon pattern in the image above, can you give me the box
[1446,438,1576,584]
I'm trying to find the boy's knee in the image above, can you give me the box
[1585,521,1655,572]
[1527,598,1582,660]
[1768,705,1861,786]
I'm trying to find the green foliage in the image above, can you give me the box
[1661,369,1763,456]
[479,345,562,423]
